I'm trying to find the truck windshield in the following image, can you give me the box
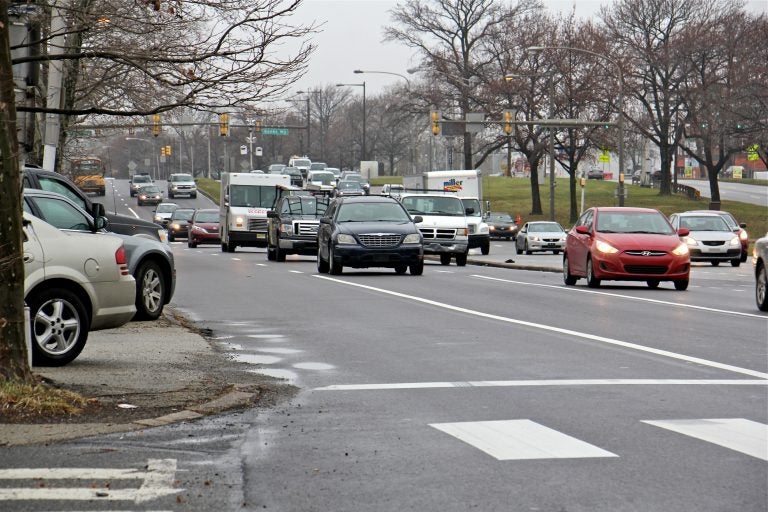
[461,199,482,217]
[401,196,465,216]
[229,185,279,208]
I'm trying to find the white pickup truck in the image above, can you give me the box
[399,192,470,266]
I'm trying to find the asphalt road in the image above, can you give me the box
[1,179,765,512]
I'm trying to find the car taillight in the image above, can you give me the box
[115,246,130,275]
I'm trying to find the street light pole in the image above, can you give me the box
[353,69,411,88]
[295,92,312,157]
[548,76,556,221]
[336,82,366,162]
[527,45,625,206]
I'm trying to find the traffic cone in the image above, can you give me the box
[516,214,522,225]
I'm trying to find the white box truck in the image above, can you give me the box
[219,172,290,252]
[404,170,491,255]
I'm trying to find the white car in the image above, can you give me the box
[167,173,197,198]
[153,202,178,228]
[515,221,567,254]
[23,212,136,366]
[669,212,742,267]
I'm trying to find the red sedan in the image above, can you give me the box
[563,207,691,290]
[187,209,221,248]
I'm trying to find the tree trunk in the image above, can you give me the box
[0,0,34,383]
[528,155,543,215]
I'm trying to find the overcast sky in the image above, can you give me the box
[288,0,767,97]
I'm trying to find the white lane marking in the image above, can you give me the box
[293,362,335,370]
[313,275,768,379]
[430,420,618,460]
[248,368,298,383]
[472,275,767,319]
[290,270,303,274]
[232,354,282,365]
[231,257,242,261]
[126,207,140,218]
[643,419,768,461]
[256,347,302,354]
[256,263,267,266]
[247,334,285,338]
[315,379,768,391]
[0,459,179,503]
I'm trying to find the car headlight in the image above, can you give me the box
[739,230,748,241]
[595,239,619,254]
[336,233,356,245]
[280,222,294,235]
[154,216,162,223]
[403,233,421,244]
[234,216,244,228]
[171,222,180,230]
[156,229,169,244]
[684,236,698,246]
[479,225,489,235]
[729,236,740,247]
[531,236,541,242]
[672,242,689,256]
[489,226,496,232]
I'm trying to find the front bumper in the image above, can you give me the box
[527,239,565,252]
[333,244,423,268]
[591,251,690,281]
[689,247,741,262]
[422,240,469,255]
[228,230,268,247]
[278,236,318,255]
[190,231,221,244]
[468,234,490,249]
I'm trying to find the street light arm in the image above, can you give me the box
[353,69,411,87]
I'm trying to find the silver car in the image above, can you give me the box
[167,172,197,198]
[669,212,742,267]
[515,221,567,254]
[753,233,768,311]
[23,212,136,366]
[153,202,179,228]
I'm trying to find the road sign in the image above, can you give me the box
[598,150,610,163]
[263,127,289,136]
[240,145,247,155]
[747,144,759,161]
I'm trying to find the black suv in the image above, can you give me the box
[267,195,330,261]
[22,166,167,243]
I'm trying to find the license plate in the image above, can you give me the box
[256,233,266,239]
[702,246,724,253]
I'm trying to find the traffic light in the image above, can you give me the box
[160,146,166,157]
[219,113,229,137]
[503,110,513,135]
[165,145,172,156]
[255,119,262,133]
[152,114,161,137]
[430,110,440,136]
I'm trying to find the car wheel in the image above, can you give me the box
[730,258,741,267]
[525,240,532,255]
[455,252,468,267]
[27,288,89,367]
[329,244,343,275]
[410,261,424,276]
[168,232,175,242]
[711,261,720,266]
[674,279,690,291]
[267,245,276,261]
[223,241,236,253]
[168,192,174,199]
[481,241,490,255]
[647,279,660,289]
[515,242,522,255]
[440,254,452,265]
[553,250,560,255]
[275,243,286,262]
[586,257,601,288]
[192,193,197,198]
[563,255,577,286]
[395,264,408,275]
[188,239,197,248]
[757,262,768,311]
[317,244,329,273]
[134,260,165,320]
[740,252,748,263]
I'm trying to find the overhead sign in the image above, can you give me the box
[262,127,289,136]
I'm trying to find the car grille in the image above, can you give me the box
[542,237,562,243]
[624,250,667,256]
[702,240,725,246]
[358,234,402,247]
[248,219,268,231]
[624,265,669,275]
[420,228,456,240]
[175,185,194,190]
[295,221,319,236]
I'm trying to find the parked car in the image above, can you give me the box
[22,166,167,243]
[167,207,196,241]
[487,212,518,240]
[587,169,604,180]
[685,209,749,262]
[153,202,178,228]
[188,208,221,248]
[516,221,566,254]
[23,212,136,366]
[136,184,163,206]
[631,170,642,184]
[167,172,197,198]
[753,233,768,311]
[668,212,742,267]
[267,195,330,261]
[563,207,691,290]
[23,188,176,321]
[129,173,153,196]
[334,180,366,197]
[317,195,424,275]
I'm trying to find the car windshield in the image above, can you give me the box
[528,222,563,233]
[283,168,301,176]
[336,202,411,223]
[679,215,730,231]
[195,211,219,223]
[344,175,364,183]
[490,213,513,222]
[282,197,329,215]
[596,212,675,234]
[461,198,482,217]
[140,186,160,193]
[171,174,193,182]
[309,173,335,185]
[171,209,195,221]
[401,196,465,216]
[293,159,311,167]
[338,181,362,190]
[133,175,151,183]
[156,204,177,213]
[229,184,279,208]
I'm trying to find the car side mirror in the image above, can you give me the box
[465,207,474,215]
[94,216,108,231]
[320,217,330,224]
[739,222,747,228]
[575,225,590,235]
[412,215,423,224]
[90,202,106,219]
[677,227,690,237]
[267,210,278,218]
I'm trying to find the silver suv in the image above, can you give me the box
[167,173,197,198]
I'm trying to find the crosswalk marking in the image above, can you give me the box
[430,419,618,460]
[642,418,768,461]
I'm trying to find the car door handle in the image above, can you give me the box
[23,252,34,263]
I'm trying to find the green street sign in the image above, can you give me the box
[263,127,289,136]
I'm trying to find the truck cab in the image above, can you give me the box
[399,192,470,266]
